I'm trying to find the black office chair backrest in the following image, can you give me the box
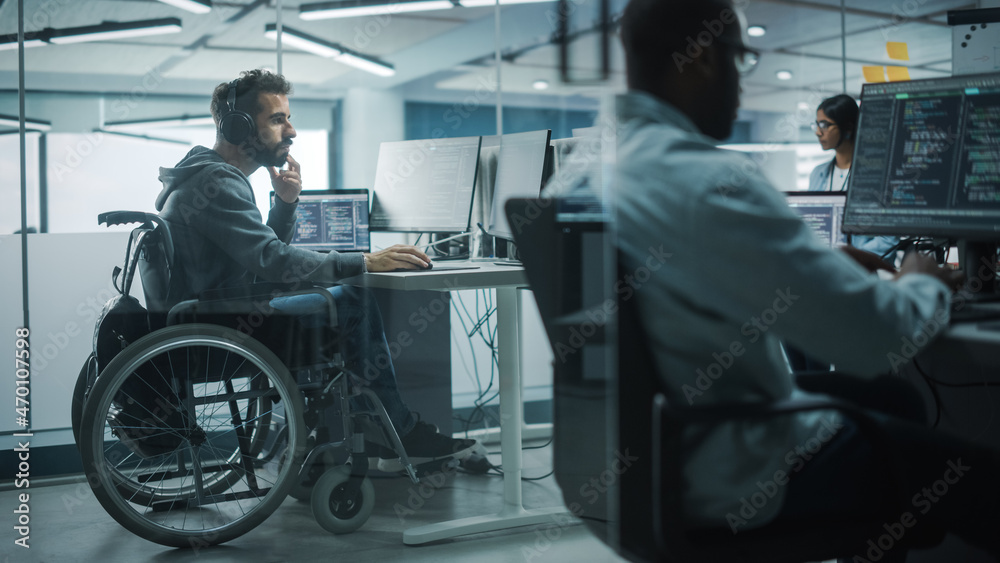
[506,198,614,541]
[615,252,667,562]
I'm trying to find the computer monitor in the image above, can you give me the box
[842,73,1000,289]
[785,192,848,248]
[487,129,553,242]
[369,136,482,233]
[270,189,370,252]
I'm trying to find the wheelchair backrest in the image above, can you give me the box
[98,210,183,314]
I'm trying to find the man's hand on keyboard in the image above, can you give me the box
[364,245,432,272]
[839,246,896,274]
[894,252,965,292]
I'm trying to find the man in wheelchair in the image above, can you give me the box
[153,68,476,472]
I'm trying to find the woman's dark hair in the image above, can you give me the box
[817,94,859,142]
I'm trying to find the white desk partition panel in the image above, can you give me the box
[1,235,25,433]
[25,232,140,434]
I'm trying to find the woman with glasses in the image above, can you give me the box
[787,95,899,373]
[808,94,896,257]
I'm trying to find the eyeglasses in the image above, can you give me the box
[811,120,837,133]
[717,37,760,76]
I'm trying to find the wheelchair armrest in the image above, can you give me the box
[197,282,303,302]
[167,284,338,327]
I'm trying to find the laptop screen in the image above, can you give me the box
[785,191,848,248]
[271,189,371,253]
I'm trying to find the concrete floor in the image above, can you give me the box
[0,442,627,563]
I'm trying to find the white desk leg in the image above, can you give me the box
[403,287,569,545]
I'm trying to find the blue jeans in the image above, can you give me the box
[270,285,416,436]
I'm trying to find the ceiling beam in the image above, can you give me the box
[156,0,268,74]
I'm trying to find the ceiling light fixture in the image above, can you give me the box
[265,24,396,76]
[747,25,766,37]
[300,0,455,20]
[0,114,53,131]
[155,0,212,13]
[532,79,549,90]
[103,114,216,131]
[0,34,47,50]
[265,24,342,57]
[776,70,793,80]
[459,0,556,6]
[94,129,192,145]
[47,18,183,45]
[335,51,397,77]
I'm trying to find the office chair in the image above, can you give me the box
[618,281,927,563]
[507,197,941,563]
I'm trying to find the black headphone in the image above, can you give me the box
[219,79,255,145]
[833,125,854,149]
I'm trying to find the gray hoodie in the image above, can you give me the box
[155,146,364,305]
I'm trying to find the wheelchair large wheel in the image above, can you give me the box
[79,324,306,548]
[71,354,97,451]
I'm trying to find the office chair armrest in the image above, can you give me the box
[652,394,910,549]
[660,396,868,425]
[658,396,897,487]
[650,393,910,561]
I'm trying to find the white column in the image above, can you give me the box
[340,88,404,190]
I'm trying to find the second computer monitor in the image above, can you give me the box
[785,191,847,248]
[487,129,553,241]
[370,136,482,233]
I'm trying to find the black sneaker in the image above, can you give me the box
[377,421,477,473]
[361,422,437,471]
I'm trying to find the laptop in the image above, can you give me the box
[784,191,848,248]
[271,189,370,253]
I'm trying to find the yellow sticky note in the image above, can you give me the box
[886,42,910,61]
[863,66,887,83]
[886,66,911,82]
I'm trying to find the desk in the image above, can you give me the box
[913,321,1000,390]
[340,261,570,544]
[898,322,1000,563]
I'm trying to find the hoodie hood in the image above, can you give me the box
[156,146,241,211]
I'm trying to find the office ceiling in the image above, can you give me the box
[0,0,984,113]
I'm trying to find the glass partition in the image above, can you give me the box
[10,0,980,552]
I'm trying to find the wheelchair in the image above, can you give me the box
[72,211,423,548]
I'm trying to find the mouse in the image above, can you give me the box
[391,262,433,272]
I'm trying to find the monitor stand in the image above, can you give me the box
[958,240,1000,302]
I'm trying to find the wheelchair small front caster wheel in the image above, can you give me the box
[312,466,374,534]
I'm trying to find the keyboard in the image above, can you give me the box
[951,301,1000,323]
[389,265,480,273]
